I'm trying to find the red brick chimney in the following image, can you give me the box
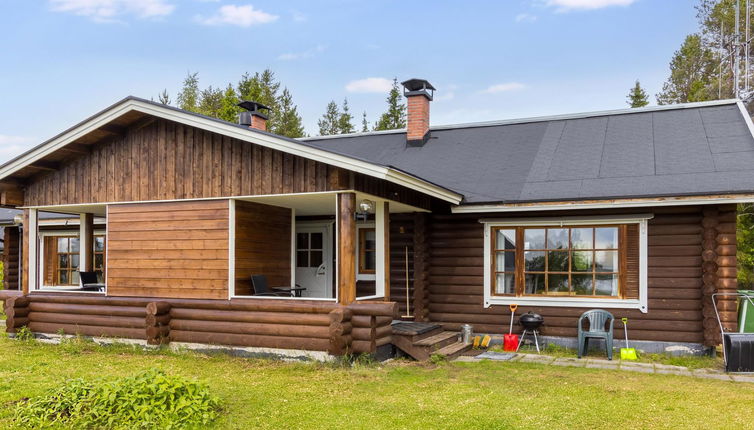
[401,79,435,146]
[237,101,270,132]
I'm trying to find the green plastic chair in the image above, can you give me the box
[577,309,615,360]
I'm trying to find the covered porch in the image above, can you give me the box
[5,190,428,356]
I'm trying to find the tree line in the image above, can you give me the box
[626,0,754,288]
[627,0,754,108]
[156,70,407,138]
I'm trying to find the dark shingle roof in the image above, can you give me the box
[304,101,754,204]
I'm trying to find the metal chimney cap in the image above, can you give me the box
[401,78,435,101]
[237,100,271,113]
[401,78,436,92]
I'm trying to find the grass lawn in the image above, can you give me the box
[1,337,753,429]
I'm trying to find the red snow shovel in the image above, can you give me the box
[503,304,519,351]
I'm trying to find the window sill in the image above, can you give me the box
[485,296,647,313]
[33,288,105,295]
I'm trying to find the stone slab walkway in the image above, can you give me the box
[456,353,754,383]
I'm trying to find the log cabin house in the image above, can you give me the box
[1,78,752,359]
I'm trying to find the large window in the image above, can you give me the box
[493,226,620,297]
[484,217,650,312]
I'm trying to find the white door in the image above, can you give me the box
[295,222,333,298]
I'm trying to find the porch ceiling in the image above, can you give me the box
[235,191,425,216]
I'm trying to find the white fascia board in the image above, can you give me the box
[453,195,754,213]
[478,213,654,225]
[738,100,754,139]
[0,99,462,205]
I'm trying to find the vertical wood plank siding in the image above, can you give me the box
[106,200,230,299]
[423,206,736,344]
[234,200,292,296]
[23,119,351,207]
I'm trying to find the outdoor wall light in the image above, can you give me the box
[355,199,375,221]
[358,199,375,213]
[12,214,23,225]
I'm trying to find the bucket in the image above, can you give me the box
[461,324,473,344]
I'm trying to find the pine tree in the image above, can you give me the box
[318,101,341,135]
[158,89,171,105]
[361,111,369,132]
[177,72,200,112]
[274,88,306,138]
[197,86,224,118]
[218,84,239,122]
[374,78,406,130]
[626,80,649,108]
[656,34,716,105]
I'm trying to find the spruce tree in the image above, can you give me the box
[274,88,306,138]
[361,111,369,132]
[237,69,281,130]
[318,101,341,135]
[374,78,406,130]
[218,84,239,122]
[197,86,224,118]
[338,98,355,134]
[158,89,171,105]
[626,80,649,108]
[177,72,200,112]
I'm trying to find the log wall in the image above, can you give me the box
[3,227,20,290]
[424,205,737,344]
[234,200,292,296]
[107,200,230,299]
[12,293,395,356]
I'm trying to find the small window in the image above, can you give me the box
[45,234,106,286]
[296,232,324,268]
[358,228,376,274]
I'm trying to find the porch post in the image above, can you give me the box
[376,201,390,300]
[80,213,94,273]
[337,192,356,305]
[21,208,38,294]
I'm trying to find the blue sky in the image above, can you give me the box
[0,0,697,163]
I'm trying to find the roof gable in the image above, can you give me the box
[0,97,462,205]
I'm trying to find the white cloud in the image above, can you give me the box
[196,4,278,27]
[49,0,174,22]
[515,13,538,22]
[277,44,325,61]
[545,0,635,11]
[0,135,35,161]
[482,82,527,93]
[345,77,393,93]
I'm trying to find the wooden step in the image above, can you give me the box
[434,342,472,360]
[413,331,458,347]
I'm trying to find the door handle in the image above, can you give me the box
[316,263,326,276]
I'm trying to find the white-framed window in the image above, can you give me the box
[482,214,651,313]
[37,229,106,291]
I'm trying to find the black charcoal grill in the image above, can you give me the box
[517,312,544,353]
